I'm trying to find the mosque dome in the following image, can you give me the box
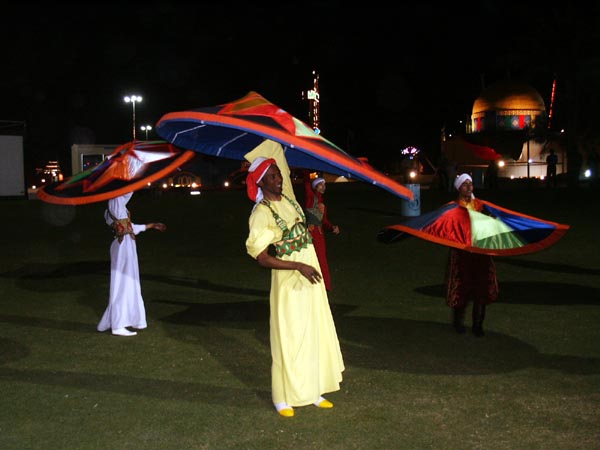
[447,80,563,171]
[470,80,547,134]
[472,80,546,115]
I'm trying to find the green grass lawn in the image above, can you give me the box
[1,182,599,450]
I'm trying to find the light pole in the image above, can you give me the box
[140,125,152,140]
[124,95,142,140]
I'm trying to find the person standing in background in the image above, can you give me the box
[303,170,340,291]
[546,148,558,188]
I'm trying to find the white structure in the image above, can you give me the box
[0,133,25,197]
[444,80,566,182]
[71,144,119,175]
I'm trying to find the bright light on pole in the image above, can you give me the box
[140,125,152,140]
[124,95,142,140]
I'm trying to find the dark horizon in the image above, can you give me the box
[1,2,598,178]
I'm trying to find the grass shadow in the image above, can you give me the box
[0,366,269,407]
[336,315,600,376]
[151,300,600,381]
[498,258,600,276]
[415,281,600,305]
[0,261,108,283]
[1,262,268,298]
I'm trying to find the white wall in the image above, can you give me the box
[0,135,25,197]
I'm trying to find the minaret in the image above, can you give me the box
[547,76,557,130]
[304,70,320,134]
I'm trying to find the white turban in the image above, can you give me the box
[454,173,472,191]
[311,177,325,190]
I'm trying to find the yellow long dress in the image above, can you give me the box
[245,140,345,407]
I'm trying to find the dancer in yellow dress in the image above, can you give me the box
[245,140,345,417]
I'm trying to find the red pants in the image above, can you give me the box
[310,227,331,291]
[445,249,498,308]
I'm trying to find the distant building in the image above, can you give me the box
[443,80,566,185]
[468,80,546,134]
[35,160,63,184]
[71,144,119,175]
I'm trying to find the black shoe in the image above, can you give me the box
[454,322,467,334]
[472,303,486,337]
[472,324,485,337]
[452,307,467,334]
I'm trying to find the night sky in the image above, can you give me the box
[1,2,598,177]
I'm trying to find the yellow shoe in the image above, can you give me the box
[278,407,295,417]
[314,397,333,408]
[275,402,295,417]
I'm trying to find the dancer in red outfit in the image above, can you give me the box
[379,172,569,337]
[446,174,498,336]
[303,170,340,291]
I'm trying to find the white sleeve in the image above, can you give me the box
[132,224,147,235]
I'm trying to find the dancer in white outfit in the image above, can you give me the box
[97,192,166,337]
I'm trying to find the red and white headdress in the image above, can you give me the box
[246,157,276,202]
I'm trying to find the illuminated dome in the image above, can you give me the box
[472,81,546,114]
[470,80,546,133]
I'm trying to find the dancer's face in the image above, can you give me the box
[259,164,283,199]
[458,180,473,200]
[314,181,326,194]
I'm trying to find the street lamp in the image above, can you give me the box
[140,125,152,140]
[124,95,142,140]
